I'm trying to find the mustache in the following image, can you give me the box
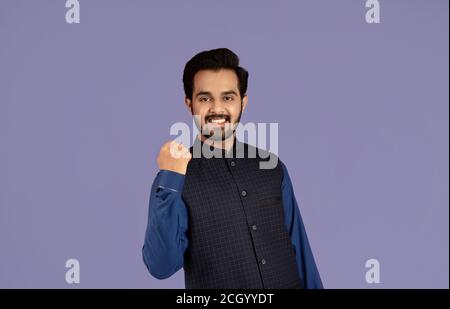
[204,114,231,122]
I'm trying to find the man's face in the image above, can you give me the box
[185,69,248,141]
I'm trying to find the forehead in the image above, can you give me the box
[193,69,239,94]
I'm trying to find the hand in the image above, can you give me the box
[157,141,192,175]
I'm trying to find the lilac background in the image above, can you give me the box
[0,0,448,288]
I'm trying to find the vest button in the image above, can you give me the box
[261,259,266,265]
[252,224,257,231]
[230,161,236,167]
[241,190,247,197]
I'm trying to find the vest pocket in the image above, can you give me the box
[258,196,282,207]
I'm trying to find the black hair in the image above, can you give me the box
[183,48,249,100]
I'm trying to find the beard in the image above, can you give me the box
[202,112,241,141]
[193,103,243,142]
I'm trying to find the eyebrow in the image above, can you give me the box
[195,91,213,98]
[222,90,238,96]
[195,90,238,97]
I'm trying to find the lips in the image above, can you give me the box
[206,115,230,126]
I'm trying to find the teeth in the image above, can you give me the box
[209,118,226,124]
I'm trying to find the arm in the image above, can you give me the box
[142,170,189,279]
[281,161,323,289]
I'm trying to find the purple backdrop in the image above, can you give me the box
[0,0,448,288]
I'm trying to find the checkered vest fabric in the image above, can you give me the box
[181,139,302,289]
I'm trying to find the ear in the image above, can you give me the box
[184,97,193,114]
[241,95,248,112]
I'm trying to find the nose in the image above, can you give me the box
[208,100,226,115]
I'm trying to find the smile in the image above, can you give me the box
[206,115,230,126]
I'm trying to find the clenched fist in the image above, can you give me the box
[157,141,192,175]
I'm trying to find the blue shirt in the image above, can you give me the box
[142,162,323,289]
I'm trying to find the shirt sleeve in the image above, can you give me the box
[142,170,189,279]
[280,161,324,289]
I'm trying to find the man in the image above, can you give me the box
[142,48,323,289]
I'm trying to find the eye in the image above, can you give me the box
[223,95,234,102]
[199,96,211,103]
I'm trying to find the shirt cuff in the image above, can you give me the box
[155,170,186,192]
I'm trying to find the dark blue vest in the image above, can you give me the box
[182,138,302,289]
